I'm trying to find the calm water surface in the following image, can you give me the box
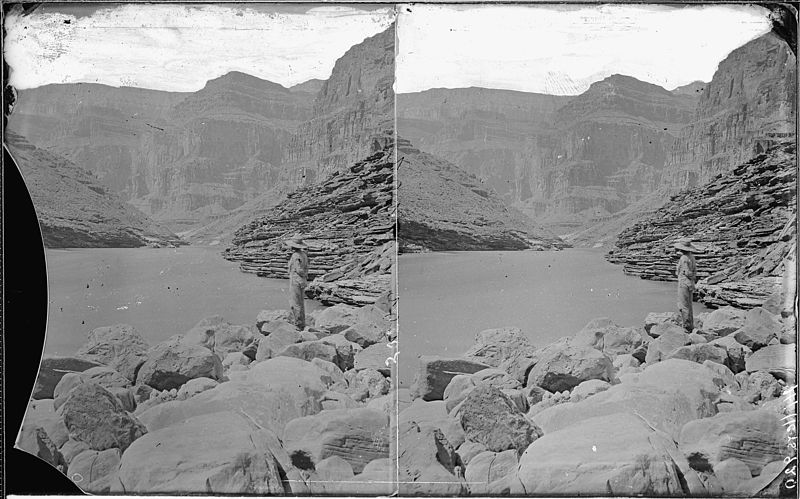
[44,246,323,356]
[398,249,709,385]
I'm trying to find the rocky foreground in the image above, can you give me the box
[224,136,394,307]
[19,288,796,495]
[19,301,397,495]
[608,141,796,309]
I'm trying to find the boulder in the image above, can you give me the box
[75,324,149,382]
[532,359,721,440]
[136,338,223,390]
[33,356,104,399]
[688,332,708,344]
[176,377,218,400]
[713,458,753,493]
[67,448,120,493]
[115,411,285,494]
[310,456,356,494]
[443,369,520,413]
[745,343,796,381]
[455,385,542,453]
[463,327,535,371]
[678,409,785,475]
[314,304,360,334]
[59,438,90,465]
[130,384,154,405]
[346,458,396,496]
[340,305,392,347]
[183,316,257,357]
[570,379,611,403]
[255,324,300,361]
[464,450,518,495]
[58,382,147,452]
[457,441,488,466]
[397,421,467,496]
[613,353,640,370]
[409,356,490,401]
[222,352,250,369]
[516,412,693,495]
[526,341,614,392]
[311,358,347,391]
[366,393,393,415]
[744,370,783,402]
[644,330,691,364]
[255,309,291,331]
[317,334,359,371]
[282,408,389,473]
[320,391,360,410]
[643,312,681,334]
[702,360,738,391]
[709,335,751,373]
[733,307,782,350]
[16,425,65,469]
[573,318,643,356]
[703,306,747,336]
[666,343,728,366]
[278,340,341,369]
[399,399,465,449]
[649,322,686,339]
[346,368,389,401]
[108,386,136,412]
[353,342,393,375]
[137,357,327,435]
[54,366,133,410]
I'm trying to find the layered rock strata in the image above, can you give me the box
[5,131,181,248]
[397,138,566,252]
[608,141,796,308]
[284,26,395,184]
[663,32,796,189]
[224,137,394,306]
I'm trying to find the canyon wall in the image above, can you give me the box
[8,72,313,230]
[662,32,797,189]
[5,131,182,248]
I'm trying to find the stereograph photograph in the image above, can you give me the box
[2,1,797,497]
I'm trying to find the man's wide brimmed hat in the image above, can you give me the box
[673,239,701,253]
[285,235,307,249]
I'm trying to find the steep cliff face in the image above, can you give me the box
[5,131,182,248]
[608,140,795,309]
[397,138,565,252]
[224,136,394,306]
[663,32,796,189]
[283,26,395,184]
[8,73,313,229]
[518,75,696,232]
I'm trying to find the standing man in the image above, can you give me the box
[674,239,700,333]
[286,235,309,330]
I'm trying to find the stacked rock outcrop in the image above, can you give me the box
[608,141,796,308]
[224,137,394,306]
[397,138,566,251]
[19,300,396,495]
[5,132,183,248]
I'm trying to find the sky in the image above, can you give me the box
[4,3,395,92]
[396,3,774,95]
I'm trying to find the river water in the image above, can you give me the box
[43,246,323,356]
[398,248,710,386]
[44,247,709,387]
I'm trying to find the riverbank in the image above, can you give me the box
[399,248,710,385]
[19,299,397,495]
